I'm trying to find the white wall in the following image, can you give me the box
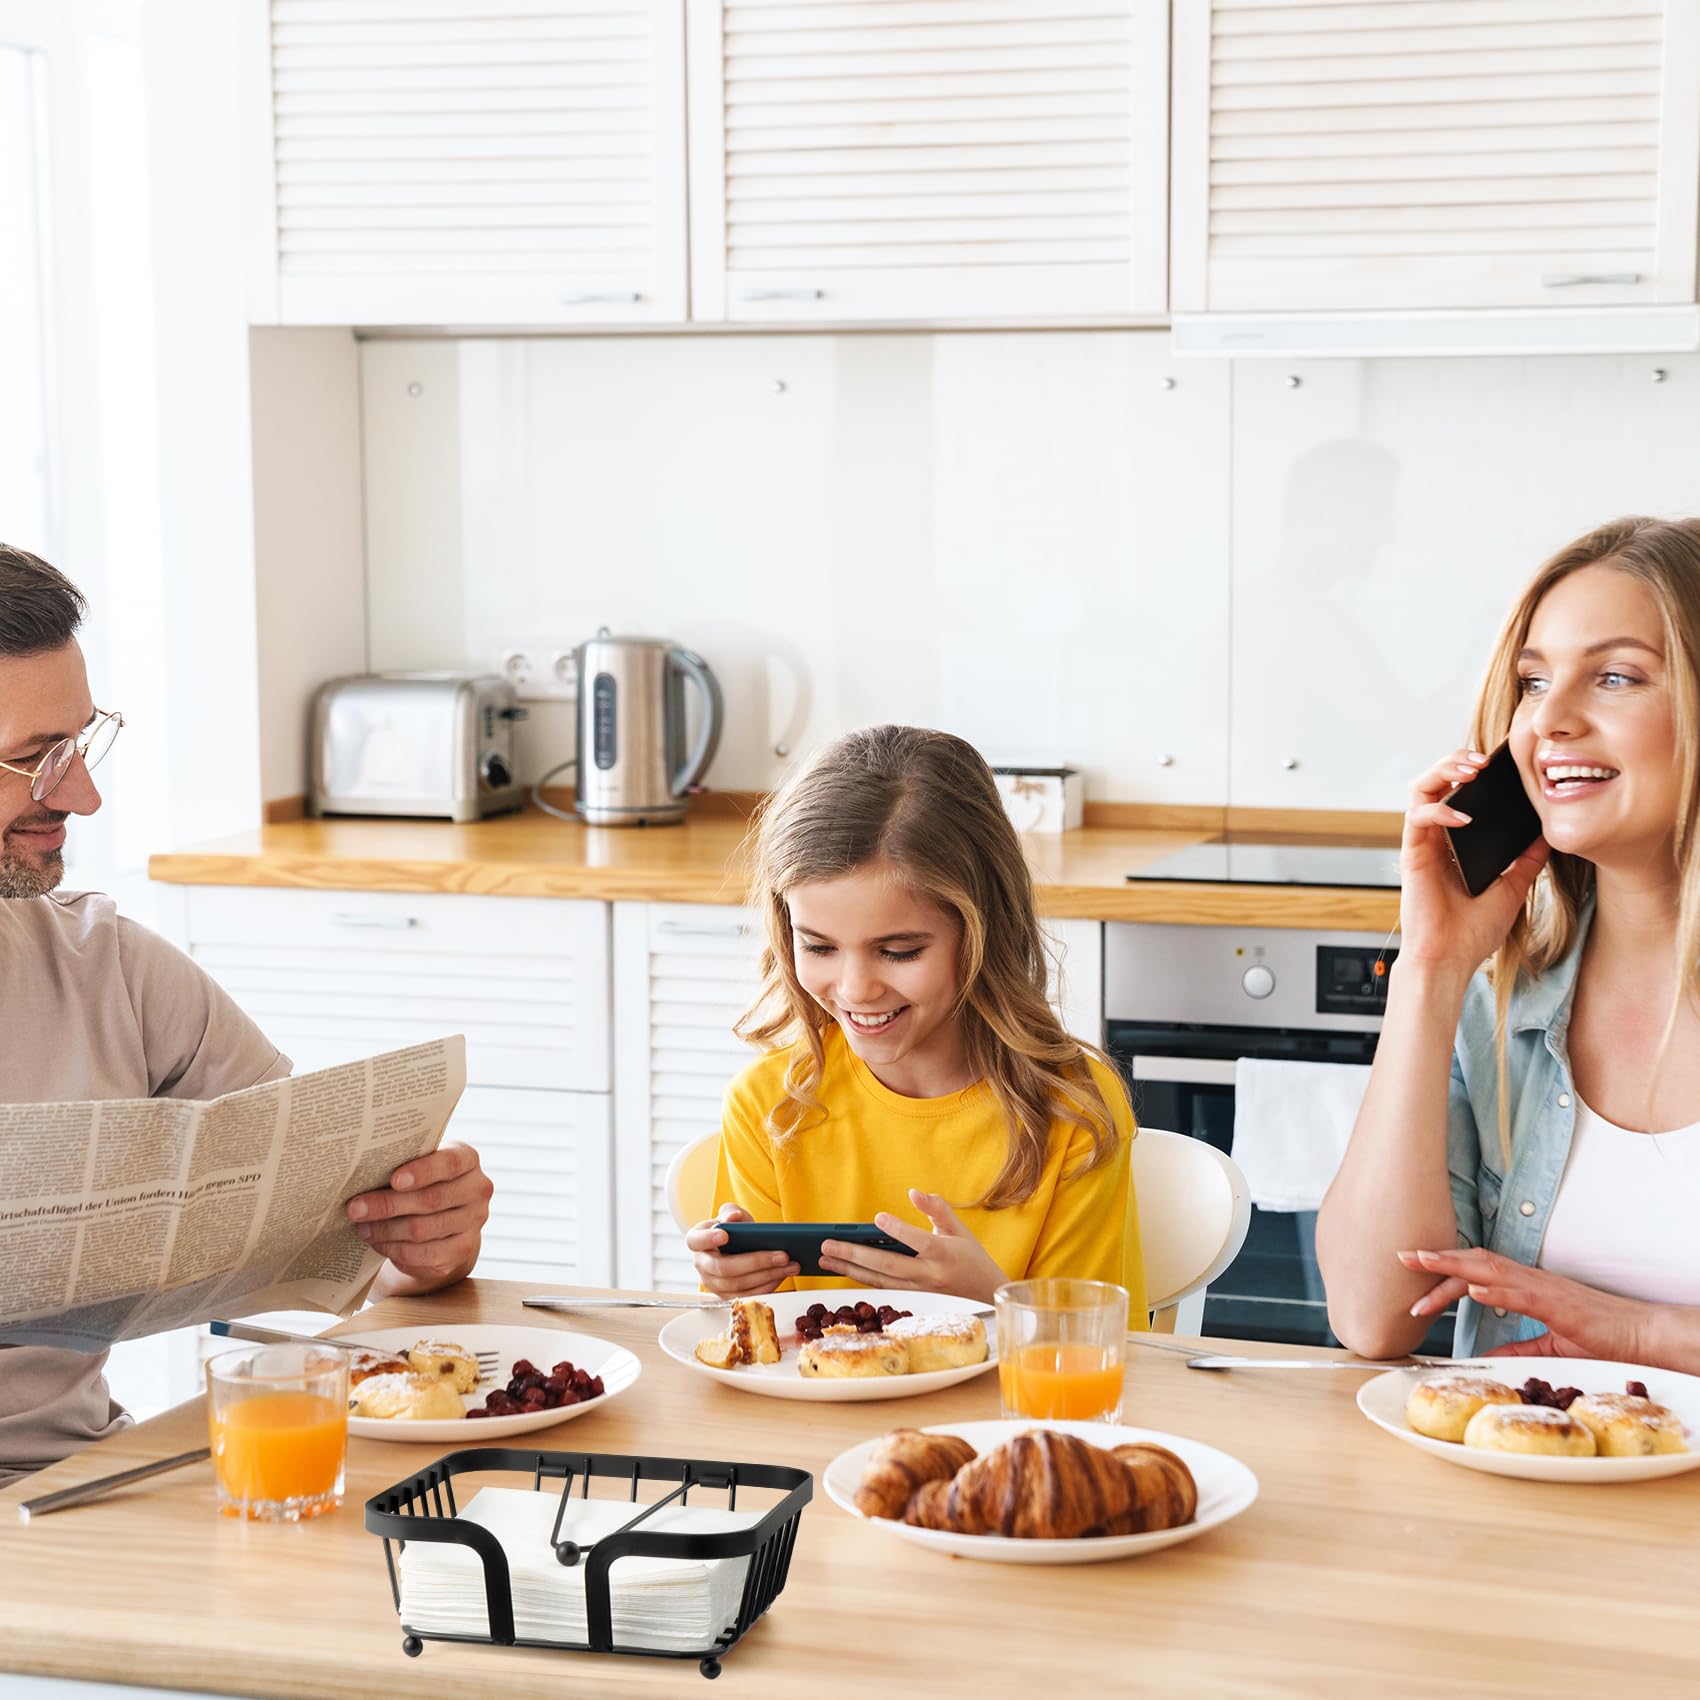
[353,332,1700,813]
[1228,355,1700,808]
[360,330,1233,806]
[250,328,368,804]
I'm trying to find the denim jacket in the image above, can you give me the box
[1446,906,1592,1356]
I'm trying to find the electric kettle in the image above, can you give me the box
[572,630,724,826]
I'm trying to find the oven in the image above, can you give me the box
[1105,849,1456,1352]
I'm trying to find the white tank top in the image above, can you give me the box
[1539,1096,1700,1305]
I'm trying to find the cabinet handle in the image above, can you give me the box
[739,289,823,303]
[657,919,749,939]
[330,912,419,931]
[560,290,641,305]
[1540,272,1641,288]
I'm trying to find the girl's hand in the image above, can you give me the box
[686,1203,798,1297]
[1396,749,1548,975]
[1398,1248,1649,1365]
[819,1190,1007,1304]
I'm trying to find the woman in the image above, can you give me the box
[1317,517,1700,1371]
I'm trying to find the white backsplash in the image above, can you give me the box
[355,332,1700,811]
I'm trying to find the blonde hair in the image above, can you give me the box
[1469,516,1700,1163]
[737,725,1127,1209]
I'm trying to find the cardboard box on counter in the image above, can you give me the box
[992,766,1083,834]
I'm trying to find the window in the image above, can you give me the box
[0,44,53,556]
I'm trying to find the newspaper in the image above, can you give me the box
[0,1036,466,1352]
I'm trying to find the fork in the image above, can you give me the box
[209,1319,502,1381]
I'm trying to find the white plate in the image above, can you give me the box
[824,1419,1258,1565]
[1357,1357,1700,1483]
[341,1324,641,1444]
[657,1290,998,1403]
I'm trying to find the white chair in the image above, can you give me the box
[1130,1128,1252,1336]
[665,1131,721,1233]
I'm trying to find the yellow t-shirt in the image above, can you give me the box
[713,1024,1145,1319]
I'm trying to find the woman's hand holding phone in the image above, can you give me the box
[1399,747,1549,976]
[818,1190,1007,1304]
[686,1203,799,1297]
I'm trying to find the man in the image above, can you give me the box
[0,544,493,1482]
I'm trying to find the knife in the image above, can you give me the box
[1186,1354,1494,1372]
[210,1318,398,1352]
[18,1448,212,1521]
[210,1319,500,1376]
[522,1295,728,1311]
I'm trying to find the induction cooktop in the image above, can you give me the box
[1125,841,1402,890]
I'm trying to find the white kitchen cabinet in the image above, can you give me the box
[611,899,1104,1291]
[611,901,762,1291]
[161,885,615,1283]
[684,0,1169,324]
[1172,0,1700,317]
[244,0,688,326]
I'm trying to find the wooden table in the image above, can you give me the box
[4,1282,1696,1700]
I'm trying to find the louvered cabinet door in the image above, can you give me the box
[1173,0,1700,313]
[250,0,688,325]
[611,902,762,1290]
[181,888,612,1092]
[450,1085,613,1283]
[685,0,1169,322]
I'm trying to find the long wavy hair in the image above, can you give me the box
[736,725,1127,1209]
[1469,516,1700,1162]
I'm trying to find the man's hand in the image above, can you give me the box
[347,1141,493,1298]
[819,1190,1006,1304]
[1398,1247,1650,1365]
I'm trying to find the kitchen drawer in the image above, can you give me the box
[183,887,610,1092]
[182,886,601,958]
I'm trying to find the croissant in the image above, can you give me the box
[854,1428,978,1520]
[1110,1443,1198,1532]
[904,1430,1196,1539]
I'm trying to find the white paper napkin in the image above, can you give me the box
[1231,1057,1372,1211]
[396,1486,762,1653]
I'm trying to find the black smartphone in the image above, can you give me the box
[1441,741,1543,898]
[716,1222,919,1278]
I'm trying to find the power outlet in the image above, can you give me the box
[499,644,577,703]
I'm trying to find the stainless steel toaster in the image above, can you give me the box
[308,672,526,822]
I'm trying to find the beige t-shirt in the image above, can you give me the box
[1,891,289,1484]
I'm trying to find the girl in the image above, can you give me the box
[1317,517,1700,1372]
[685,725,1143,1313]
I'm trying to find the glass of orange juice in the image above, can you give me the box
[995,1278,1128,1424]
[206,1343,349,1521]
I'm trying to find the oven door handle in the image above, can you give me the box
[1129,1056,1239,1087]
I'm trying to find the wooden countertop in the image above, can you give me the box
[148,808,1405,930]
[4,1281,1696,1699]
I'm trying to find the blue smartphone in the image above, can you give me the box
[717,1222,919,1278]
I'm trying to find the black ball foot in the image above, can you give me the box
[401,1635,423,1658]
[699,1657,722,1680]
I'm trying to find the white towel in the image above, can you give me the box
[397,1486,763,1653]
[1231,1058,1372,1211]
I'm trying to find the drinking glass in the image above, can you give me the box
[995,1278,1129,1424]
[205,1342,349,1521]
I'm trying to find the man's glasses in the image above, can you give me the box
[0,708,124,802]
